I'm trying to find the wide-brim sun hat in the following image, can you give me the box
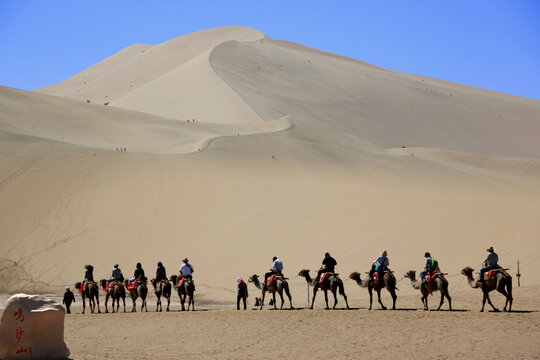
[486,247,494,252]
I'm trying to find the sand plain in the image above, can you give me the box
[1,26,540,358]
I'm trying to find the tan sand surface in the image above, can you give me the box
[1,26,540,357]
[2,288,539,359]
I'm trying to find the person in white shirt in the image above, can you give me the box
[263,256,283,286]
[179,258,194,279]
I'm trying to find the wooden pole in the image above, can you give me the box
[307,283,310,304]
[516,260,521,287]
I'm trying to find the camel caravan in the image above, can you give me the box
[70,247,514,314]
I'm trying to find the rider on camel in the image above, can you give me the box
[479,247,499,282]
[317,252,337,279]
[179,258,194,280]
[108,264,124,284]
[156,261,167,281]
[129,262,145,282]
[263,256,283,287]
[369,250,389,283]
[420,252,435,283]
[84,264,94,285]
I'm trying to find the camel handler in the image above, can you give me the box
[108,264,124,284]
[263,256,283,287]
[63,286,76,314]
[237,277,248,310]
[179,258,194,280]
[420,252,438,283]
[369,250,389,282]
[156,261,167,281]
[479,247,499,282]
[317,252,337,279]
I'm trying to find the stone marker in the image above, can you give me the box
[0,294,70,359]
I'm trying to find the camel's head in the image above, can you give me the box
[298,269,310,277]
[349,272,361,281]
[74,282,81,290]
[99,279,107,289]
[461,267,474,276]
[404,270,416,279]
[150,278,157,288]
[248,274,259,283]
[170,275,178,285]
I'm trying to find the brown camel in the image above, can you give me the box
[404,270,452,311]
[74,281,101,314]
[99,279,126,313]
[349,271,397,310]
[249,274,293,310]
[461,266,512,312]
[170,275,195,311]
[150,278,171,312]
[124,279,148,312]
[299,269,349,310]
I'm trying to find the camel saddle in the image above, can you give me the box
[267,274,280,287]
[319,272,333,283]
[425,272,439,283]
[127,279,140,291]
[80,281,94,293]
[484,269,502,281]
[105,280,120,292]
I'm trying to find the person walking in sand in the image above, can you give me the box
[63,286,76,314]
[237,277,248,310]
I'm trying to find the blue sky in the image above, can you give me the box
[1,1,539,99]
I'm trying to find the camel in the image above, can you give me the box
[298,269,349,310]
[170,275,195,311]
[404,270,452,311]
[150,278,171,312]
[99,279,126,313]
[249,274,293,310]
[124,278,148,312]
[74,281,101,314]
[461,266,512,312]
[349,270,397,310]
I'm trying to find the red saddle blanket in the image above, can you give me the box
[177,277,187,287]
[484,270,499,281]
[373,272,380,284]
[425,272,438,283]
[127,279,140,291]
[267,274,279,287]
[105,281,120,292]
[79,283,86,293]
[319,272,332,283]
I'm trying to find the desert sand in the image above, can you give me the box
[1,26,540,358]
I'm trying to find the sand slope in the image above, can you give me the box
[1,26,540,309]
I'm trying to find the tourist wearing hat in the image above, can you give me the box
[63,286,75,314]
[479,247,499,282]
[369,250,390,283]
[108,263,124,283]
[236,277,248,310]
[179,258,194,280]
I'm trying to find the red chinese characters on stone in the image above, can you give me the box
[13,308,25,322]
[15,326,24,344]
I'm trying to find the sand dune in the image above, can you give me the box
[1,26,540,312]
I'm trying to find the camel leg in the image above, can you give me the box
[437,292,444,311]
[273,292,277,310]
[324,290,330,310]
[388,288,397,310]
[166,295,170,312]
[376,289,387,310]
[446,292,452,311]
[279,291,285,310]
[190,294,195,311]
[156,295,160,312]
[180,293,186,311]
[483,291,499,312]
[310,285,318,309]
[82,296,86,314]
[284,284,294,309]
[497,283,512,312]
[368,287,373,310]
[332,289,339,309]
[95,295,101,314]
[260,289,267,310]
[122,296,126,313]
[105,294,110,313]
[132,295,137,312]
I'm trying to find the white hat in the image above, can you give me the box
[65,286,70,290]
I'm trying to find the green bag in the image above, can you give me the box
[431,258,438,270]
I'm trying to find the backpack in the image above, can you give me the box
[431,258,438,270]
